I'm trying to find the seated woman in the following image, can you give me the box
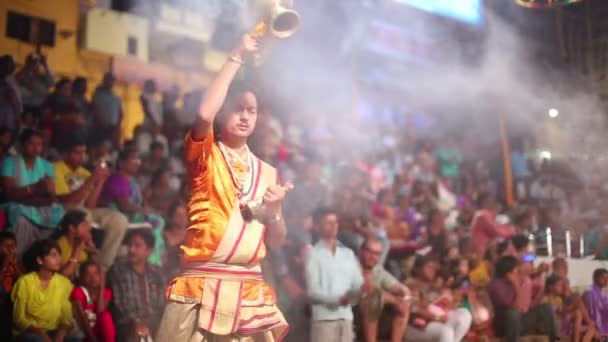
[443,255,494,341]
[425,209,450,261]
[71,261,115,342]
[405,255,473,342]
[143,168,178,217]
[55,209,96,280]
[12,239,77,342]
[0,231,22,341]
[543,274,598,342]
[0,129,64,257]
[161,202,187,278]
[582,268,608,338]
[99,149,165,265]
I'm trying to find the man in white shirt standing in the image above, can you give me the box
[306,207,363,342]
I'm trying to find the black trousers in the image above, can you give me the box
[494,303,558,342]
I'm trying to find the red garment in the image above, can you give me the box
[1,262,18,292]
[0,209,6,232]
[470,209,515,256]
[70,286,116,342]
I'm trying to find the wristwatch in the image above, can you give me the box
[229,53,244,65]
[270,213,282,223]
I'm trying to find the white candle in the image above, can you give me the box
[580,234,584,257]
[546,227,553,257]
[565,230,571,258]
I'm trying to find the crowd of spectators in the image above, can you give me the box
[1,50,608,342]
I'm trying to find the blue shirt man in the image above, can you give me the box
[306,207,363,342]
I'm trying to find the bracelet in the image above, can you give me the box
[228,53,244,65]
[69,258,79,264]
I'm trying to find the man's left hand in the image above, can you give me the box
[263,182,293,215]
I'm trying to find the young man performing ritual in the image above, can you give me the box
[156,33,289,342]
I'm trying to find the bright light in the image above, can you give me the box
[539,150,552,160]
[548,108,559,118]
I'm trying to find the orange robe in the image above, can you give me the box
[165,132,287,339]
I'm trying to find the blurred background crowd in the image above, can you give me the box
[2,0,608,341]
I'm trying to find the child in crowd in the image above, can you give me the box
[71,261,115,342]
[0,231,22,340]
[447,257,493,340]
[542,274,597,342]
[56,209,96,279]
[12,239,77,342]
[583,268,608,338]
[445,257,470,290]
[0,231,21,293]
[551,257,599,339]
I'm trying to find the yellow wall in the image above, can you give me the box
[0,0,109,79]
[0,0,144,141]
[84,7,149,62]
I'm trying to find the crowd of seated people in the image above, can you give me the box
[1,50,608,342]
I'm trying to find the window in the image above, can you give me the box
[127,36,138,56]
[6,11,56,47]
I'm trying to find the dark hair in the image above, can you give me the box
[412,255,435,278]
[552,257,567,269]
[103,72,115,84]
[376,188,392,202]
[59,209,88,234]
[511,234,530,252]
[496,240,511,256]
[593,268,608,284]
[72,77,87,93]
[448,257,466,274]
[545,274,562,292]
[18,128,43,147]
[143,79,156,92]
[426,207,442,226]
[0,126,12,136]
[150,141,164,151]
[495,255,519,278]
[117,148,139,171]
[168,201,185,219]
[0,54,15,75]
[476,192,492,209]
[22,239,60,272]
[118,148,137,161]
[78,260,101,285]
[0,231,16,244]
[312,207,337,226]
[214,80,258,138]
[225,80,257,105]
[60,133,87,153]
[149,168,170,187]
[55,77,71,90]
[126,228,155,249]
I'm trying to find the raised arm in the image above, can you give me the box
[192,33,259,140]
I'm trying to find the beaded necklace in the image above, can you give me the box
[218,141,254,199]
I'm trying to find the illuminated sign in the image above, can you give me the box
[394,0,483,25]
[515,0,582,8]
[364,20,438,65]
